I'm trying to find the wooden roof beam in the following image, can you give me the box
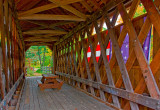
[80,1,93,13]
[24,34,60,38]
[25,21,75,31]
[25,42,52,46]
[24,38,59,42]
[19,14,85,21]
[18,0,84,17]
[23,30,67,35]
[60,5,87,18]
[49,0,87,18]
[24,35,60,40]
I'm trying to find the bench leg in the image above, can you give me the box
[39,86,44,91]
[58,82,63,90]
[41,77,45,83]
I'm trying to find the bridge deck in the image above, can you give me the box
[19,77,114,110]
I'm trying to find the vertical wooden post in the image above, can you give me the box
[0,45,5,99]
[9,7,13,86]
[4,0,12,88]
[0,0,9,92]
[52,45,57,74]
[11,23,15,83]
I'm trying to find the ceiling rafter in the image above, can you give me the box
[19,14,86,21]
[26,21,75,31]
[23,30,67,35]
[80,1,93,13]
[25,42,53,46]
[24,34,61,39]
[18,0,84,16]
[24,38,59,42]
[49,0,87,18]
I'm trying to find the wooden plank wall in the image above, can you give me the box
[0,0,25,108]
[55,0,160,109]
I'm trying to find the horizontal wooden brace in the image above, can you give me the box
[19,14,85,21]
[24,39,59,42]
[56,71,160,109]
[25,42,53,46]
[0,73,24,109]
[24,36,59,40]
[23,30,67,35]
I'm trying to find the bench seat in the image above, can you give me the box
[37,79,63,91]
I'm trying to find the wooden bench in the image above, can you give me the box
[37,74,63,91]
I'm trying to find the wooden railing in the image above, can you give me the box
[41,66,52,74]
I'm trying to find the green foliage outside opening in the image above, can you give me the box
[25,46,53,77]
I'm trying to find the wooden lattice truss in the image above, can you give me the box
[54,0,160,109]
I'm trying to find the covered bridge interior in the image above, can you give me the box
[0,0,160,109]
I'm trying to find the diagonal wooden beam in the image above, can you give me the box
[49,0,87,18]
[18,0,84,16]
[19,14,85,21]
[74,34,87,90]
[80,1,93,13]
[107,0,140,103]
[123,0,160,109]
[94,21,120,108]
[86,27,106,101]
[23,30,67,35]
[70,40,80,87]
[141,0,160,37]
[105,15,139,110]
[61,5,87,18]
[79,32,95,96]
[118,3,160,99]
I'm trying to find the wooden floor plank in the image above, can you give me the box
[63,85,95,110]
[19,77,114,110]
[29,78,34,110]
[19,80,27,110]
[32,78,41,110]
[23,79,30,110]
